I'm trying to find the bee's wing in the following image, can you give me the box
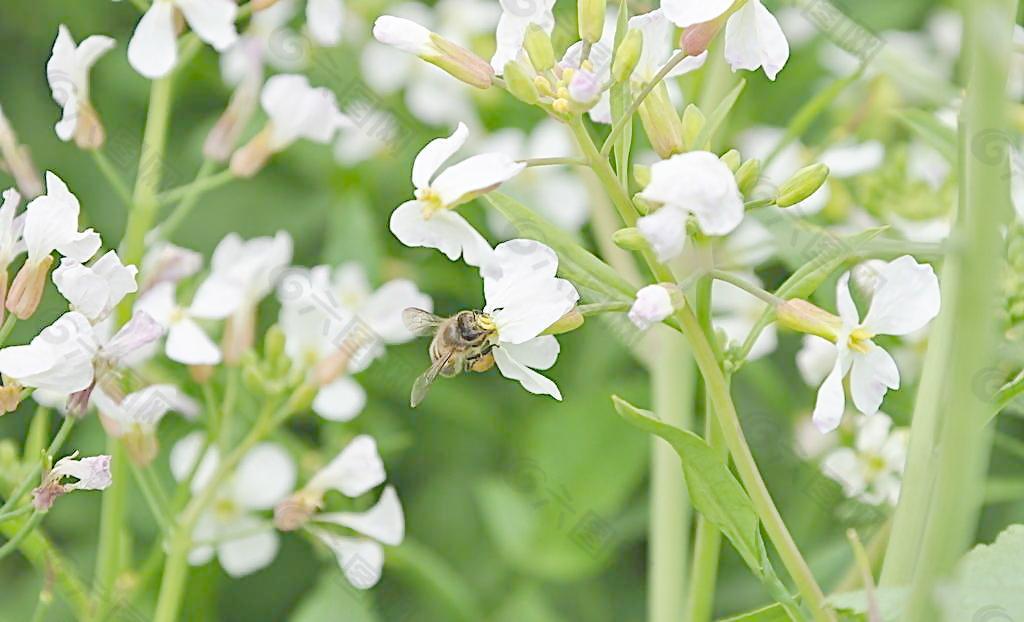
[410,348,454,408]
[403,308,444,337]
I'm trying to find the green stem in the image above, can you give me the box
[711,270,782,306]
[601,51,690,157]
[0,510,45,561]
[577,301,631,316]
[648,330,695,622]
[153,160,222,239]
[0,314,17,347]
[129,462,170,532]
[519,156,587,167]
[0,416,75,515]
[91,150,132,205]
[156,162,229,206]
[0,505,33,522]
[885,2,1017,617]
[571,114,833,621]
[92,441,127,618]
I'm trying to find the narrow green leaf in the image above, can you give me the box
[484,193,636,299]
[694,79,746,150]
[717,602,792,622]
[611,395,764,573]
[896,109,957,165]
[386,539,484,622]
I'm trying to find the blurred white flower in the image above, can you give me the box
[629,284,674,330]
[796,334,836,387]
[277,263,432,420]
[139,241,203,292]
[53,251,138,323]
[491,0,555,71]
[663,0,789,80]
[171,432,296,577]
[820,140,885,179]
[0,188,27,313]
[737,126,830,216]
[307,0,346,46]
[637,151,744,261]
[821,412,908,506]
[713,275,777,360]
[305,435,387,499]
[33,453,112,510]
[8,172,101,319]
[390,122,524,266]
[628,9,708,83]
[47,25,114,148]
[128,0,239,79]
[811,256,941,433]
[135,282,223,365]
[478,240,579,398]
[93,384,199,438]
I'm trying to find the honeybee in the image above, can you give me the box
[402,307,498,407]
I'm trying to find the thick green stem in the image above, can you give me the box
[882,1,1017,617]
[92,440,127,617]
[648,330,695,622]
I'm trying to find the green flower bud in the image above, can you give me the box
[612,29,643,83]
[429,34,495,89]
[543,308,585,335]
[682,104,706,151]
[524,24,555,72]
[720,149,741,172]
[638,83,684,158]
[504,61,539,104]
[612,227,648,250]
[777,163,830,207]
[735,158,761,196]
[633,164,651,188]
[264,324,286,363]
[578,0,605,43]
[288,383,320,414]
[775,299,843,342]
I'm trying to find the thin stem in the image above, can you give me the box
[600,50,690,157]
[129,462,170,532]
[0,510,45,561]
[0,512,92,617]
[577,301,631,316]
[711,270,783,306]
[0,416,75,516]
[0,314,17,348]
[91,150,132,205]
[156,164,230,206]
[0,505,33,522]
[519,157,587,167]
[846,530,881,622]
[648,330,695,622]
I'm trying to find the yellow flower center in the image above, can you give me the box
[477,314,497,332]
[847,328,874,354]
[214,497,239,520]
[415,188,446,219]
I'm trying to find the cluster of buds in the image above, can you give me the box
[505,25,603,116]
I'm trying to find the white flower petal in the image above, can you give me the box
[316,485,405,546]
[493,340,562,399]
[412,122,469,189]
[389,199,493,266]
[431,153,526,207]
[812,349,850,433]
[128,1,179,79]
[169,431,220,491]
[637,205,687,262]
[661,0,734,28]
[360,280,433,343]
[307,435,386,498]
[177,0,239,51]
[166,318,222,365]
[312,376,367,422]
[796,335,837,386]
[724,0,789,80]
[835,272,860,327]
[372,15,434,56]
[628,284,674,330]
[307,0,345,46]
[861,256,940,336]
[311,530,384,590]
[820,140,885,178]
[849,344,900,416]
[0,312,97,394]
[262,74,347,148]
[231,443,296,510]
[639,151,743,237]
[216,515,279,577]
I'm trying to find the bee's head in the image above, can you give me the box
[456,310,496,343]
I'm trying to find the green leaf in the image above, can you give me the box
[694,79,746,150]
[289,573,380,622]
[611,395,764,573]
[386,539,484,622]
[897,109,957,165]
[718,602,793,622]
[937,523,1024,621]
[828,588,908,622]
[484,193,636,300]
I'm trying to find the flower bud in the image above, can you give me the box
[0,105,43,198]
[775,299,842,342]
[568,69,601,106]
[204,79,260,162]
[429,34,495,89]
[629,284,681,330]
[638,83,684,158]
[543,308,584,335]
[504,61,539,104]
[189,364,215,384]
[720,149,741,172]
[73,102,105,150]
[534,75,554,97]
[0,383,22,414]
[252,0,281,10]
[612,227,648,251]
[524,23,555,72]
[222,308,256,366]
[6,257,54,320]
[682,104,706,151]
[777,163,829,208]
[264,324,286,365]
[633,164,651,188]
[578,0,605,43]
[612,29,643,83]
[230,127,274,178]
[735,158,761,196]
[681,19,725,57]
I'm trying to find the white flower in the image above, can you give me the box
[139,241,203,292]
[33,453,112,510]
[390,122,524,266]
[307,0,346,46]
[135,282,222,365]
[0,311,163,397]
[796,334,836,387]
[128,0,240,79]
[811,256,941,433]
[372,14,494,89]
[47,25,114,144]
[305,435,386,499]
[637,151,744,262]
[820,140,885,179]
[737,126,830,216]
[491,0,555,71]
[93,384,198,438]
[628,9,708,83]
[662,0,789,80]
[821,413,908,506]
[261,74,348,150]
[277,264,432,420]
[220,0,301,86]
[171,432,296,577]
[53,251,138,323]
[713,276,777,360]
[0,187,26,275]
[478,240,579,398]
[629,284,674,330]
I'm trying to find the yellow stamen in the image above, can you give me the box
[415,188,446,219]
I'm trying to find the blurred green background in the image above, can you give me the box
[1,1,1023,621]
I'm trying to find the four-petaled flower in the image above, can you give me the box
[47,25,115,149]
[128,0,239,79]
[32,453,113,511]
[821,412,908,506]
